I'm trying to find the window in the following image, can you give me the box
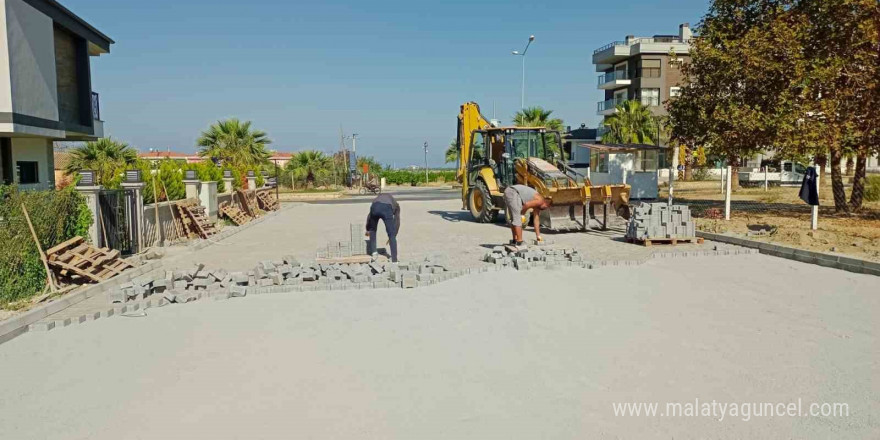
[638,89,660,106]
[794,163,807,175]
[637,59,661,78]
[17,161,38,184]
[470,132,485,164]
[669,86,681,98]
[634,150,659,171]
[590,150,609,173]
[783,162,793,172]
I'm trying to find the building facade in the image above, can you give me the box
[0,0,112,189]
[593,23,692,122]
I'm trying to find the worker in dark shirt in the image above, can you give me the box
[365,193,401,262]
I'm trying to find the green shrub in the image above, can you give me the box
[691,167,712,181]
[378,169,456,185]
[0,185,92,306]
[138,159,185,204]
[865,175,880,202]
[185,161,225,193]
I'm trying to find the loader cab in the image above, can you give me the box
[467,127,562,187]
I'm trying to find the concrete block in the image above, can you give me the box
[401,272,417,289]
[230,285,247,298]
[259,278,274,287]
[30,321,55,332]
[54,317,72,328]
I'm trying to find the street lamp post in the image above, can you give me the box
[511,35,535,112]
[423,142,429,184]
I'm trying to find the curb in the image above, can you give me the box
[696,231,880,277]
[10,246,759,339]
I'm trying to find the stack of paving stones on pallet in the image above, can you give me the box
[109,255,463,304]
[317,224,368,259]
[626,203,696,241]
[483,244,585,270]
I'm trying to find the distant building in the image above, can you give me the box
[268,152,294,168]
[139,150,201,164]
[0,0,113,189]
[593,23,692,124]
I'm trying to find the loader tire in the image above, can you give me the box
[468,180,495,223]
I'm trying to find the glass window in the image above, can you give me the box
[637,59,661,78]
[590,150,609,173]
[470,132,485,163]
[639,89,660,106]
[794,163,807,174]
[783,162,793,172]
[16,161,38,184]
[509,131,545,159]
[635,150,659,171]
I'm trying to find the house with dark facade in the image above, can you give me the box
[0,0,113,189]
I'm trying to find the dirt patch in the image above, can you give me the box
[667,180,880,261]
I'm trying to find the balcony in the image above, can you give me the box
[597,70,631,89]
[91,92,104,138]
[597,97,624,116]
[593,36,692,69]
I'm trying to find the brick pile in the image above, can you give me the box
[626,203,696,241]
[110,256,456,303]
[482,245,584,270]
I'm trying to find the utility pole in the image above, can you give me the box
[351,133,358,187]
[423,142,429,184]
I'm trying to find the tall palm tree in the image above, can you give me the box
[65,138,138,185]
[286,150,330,187]
[197,118,272,169]
[601,100,657,145]
[512,106,564,131]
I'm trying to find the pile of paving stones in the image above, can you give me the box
[483,245,585,270]
[626,202,696,241]
[111,255,457,303]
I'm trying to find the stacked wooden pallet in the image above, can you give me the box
[219,201,251,226]
[46,236,134,284]
[174,199,219,239]
[236,190,260,218]
[256,190,280,211]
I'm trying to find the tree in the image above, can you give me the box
[65,138,137,187]
[513,106,565,157]
[601,100,658,145]
[356,156,383,174]
[286,150,331,187]
[445,139,457,164]
[512,107,564,131]
[197,118,272,170]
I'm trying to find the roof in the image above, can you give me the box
[138,151,198,159]
[579,143,668,152]
[566,127,598,141]
[269,152,295,159]
[28,0,114,52]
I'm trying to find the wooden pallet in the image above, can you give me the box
[626,236,704,247]
[46,236,134,284]
[236,190,260,218]
[256,190,279,211]
[174,199,219,239]
[219,201,251,226]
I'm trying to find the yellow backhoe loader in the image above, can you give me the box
[455,101,631,230]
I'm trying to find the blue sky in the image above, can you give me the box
[79,0,709,167]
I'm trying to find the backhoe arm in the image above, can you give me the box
[457,102,491,207]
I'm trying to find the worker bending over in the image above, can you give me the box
[365,193,401,262]
[504,184,550,245]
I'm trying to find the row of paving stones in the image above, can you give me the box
[28,245,761,334]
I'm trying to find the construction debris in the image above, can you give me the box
[110,255,454,303]
[46,236,135,284]
[482,245,584,270]
[219,201,251,226]
[174,199,219,239]
[625,203,702,246]
[256,190,280,211]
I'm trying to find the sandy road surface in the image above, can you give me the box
[0,255,876,439]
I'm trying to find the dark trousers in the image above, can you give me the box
[366,202,398,262]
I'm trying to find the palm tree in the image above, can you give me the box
[512,106,564,131]
[286,150,330,187]
[197,118,272,169]
[445,139,457,164]
[65,138,138,186]
[601,100,657,145]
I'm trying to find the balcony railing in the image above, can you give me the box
[91,92,100,120]
[593,37,693,55]
[597,70,629,86]
[597,97,625,113]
